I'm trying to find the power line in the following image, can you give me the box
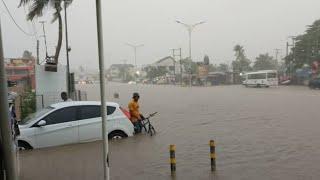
[1,0,36,37]
[23,4,39,39]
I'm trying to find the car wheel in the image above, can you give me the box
[18,141,32,150]
[108,131,127,140]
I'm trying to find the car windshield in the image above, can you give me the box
[19,106,54,125]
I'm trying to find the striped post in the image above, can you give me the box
[209,140,216,171]
[169,144,176,175]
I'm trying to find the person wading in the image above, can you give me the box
[128,92,143,133]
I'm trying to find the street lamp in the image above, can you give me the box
[125,43,144,82]
[176,20,205,85]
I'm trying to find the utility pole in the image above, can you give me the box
[171,48,182,85]
[36,40,39,65]
[275,49,280,61]
[95,0,109,179]
[64,0,71,97]
[287,36,296,78]
[125,43,144,82]
[0,19,18,180]
[39,21,48,58]
[176,20,205,86]
[122,59,127,82]
[275,48,281,65]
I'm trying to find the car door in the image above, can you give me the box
[34,106,79,148]
[78,105,116,142]
[78,105,101,142]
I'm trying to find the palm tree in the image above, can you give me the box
[233,44,244,61]
[233,44,251,72]
[19,0,70,64]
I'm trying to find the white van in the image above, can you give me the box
[242,70,278,87]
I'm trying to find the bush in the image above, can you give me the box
[20,91,36,120]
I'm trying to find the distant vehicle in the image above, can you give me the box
[242,70,278,87]
[308,77,320,89]
[128,81,137,85]
[77,80,93,85]
[17,101,134,150]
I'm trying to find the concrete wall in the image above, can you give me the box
[35,65,67,110]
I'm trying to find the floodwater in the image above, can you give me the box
[20,83,320,180]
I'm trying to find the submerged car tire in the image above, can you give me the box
[18,141,33,150]
[108,131,128,140]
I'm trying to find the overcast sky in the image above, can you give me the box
[1,0,320,71]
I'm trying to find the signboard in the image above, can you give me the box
[198,65,209,78]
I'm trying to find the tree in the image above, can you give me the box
[146,66,168,80]
[181,58,198,74]
[217,63,229,72]
[19,0,71,64]
[22,50,33,59]
[253,53,277,70]
[203,55,210,65]
[118,65,134,82]
[232,44,251,72]
[285,19,320,70]
[208,64,218,72]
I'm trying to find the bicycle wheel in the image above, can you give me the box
[149,125,156,136]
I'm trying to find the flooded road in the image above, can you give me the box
[20,84,320,180]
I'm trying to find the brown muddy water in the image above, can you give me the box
[20,83,320,180]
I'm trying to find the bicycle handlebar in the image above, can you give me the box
[149,112,158,117]
[144,112,158,119]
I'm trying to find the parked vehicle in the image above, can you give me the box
[17,101,134,150]
[242,70,278,87]
[308,77,320,89]
[128,81,137,85]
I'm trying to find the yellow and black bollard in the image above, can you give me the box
[169,144,176,175]
[209,140,216,171]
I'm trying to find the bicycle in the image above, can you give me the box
[141,112,158,136]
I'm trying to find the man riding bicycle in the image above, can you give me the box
[128,92,144,133]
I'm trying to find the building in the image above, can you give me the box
[5,58,36,90]
[148,56,182,75]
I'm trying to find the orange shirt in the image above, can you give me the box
[128,99,141,122]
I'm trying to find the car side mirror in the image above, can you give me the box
[37,120,47,127]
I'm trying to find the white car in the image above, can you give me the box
[17,101,134,150]
[128,81,137,85]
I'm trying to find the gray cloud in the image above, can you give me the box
[2,0,320,71]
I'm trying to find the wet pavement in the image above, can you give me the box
[19,84,320,180]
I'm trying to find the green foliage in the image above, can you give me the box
[217,63,229,72]
[209,64,218,72]
[146,66,168,80]
[286,19,320,69]
[232,44,251,72]
[20,0,71,64]
[22,50,33,59]
[204,55,210,65]
[253,53,277,70]
[181,58,198,74]
[21,91,36,120]
[118,66,134,82]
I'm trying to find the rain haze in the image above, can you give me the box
[3,0,320,180]
[2,0,320,70]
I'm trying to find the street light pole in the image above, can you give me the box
[188,29,192,60]
[95,0,109,179]
[176,20,205,86]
